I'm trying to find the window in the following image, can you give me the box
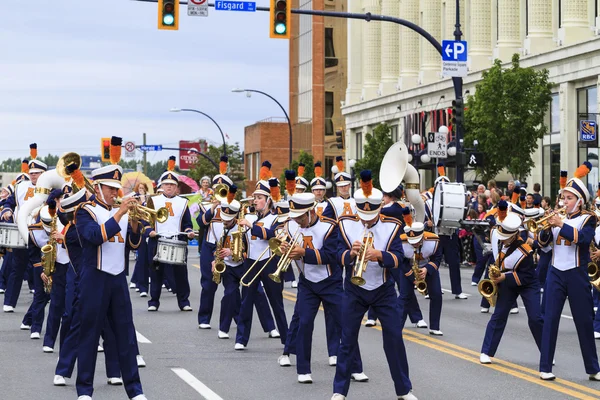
[356,131,363,159]
[577,86,599,191]
[246,153,254,181]
[558,0,562,28]
[390,125,398,143]
[546,93,559,135]
[542,144,561,203]
[254,153,260,181]
[325,28,338,68]
[525,0,529,36]
[325,91,334,136]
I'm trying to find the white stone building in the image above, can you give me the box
[343,0,600,198]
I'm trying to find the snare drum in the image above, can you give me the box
[154,238,187,265]
[0,223,27,249]
[432,182,468,229]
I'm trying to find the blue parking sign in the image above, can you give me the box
[580,120,597,142]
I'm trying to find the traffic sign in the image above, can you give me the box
[215,1,256,11]
[442,40,468,78]
[427,131,447,159]
[124,141,136,158]
[139,145,163,152]
[188,0,208,16]
[468,152,484,167]
[580,120,597,141]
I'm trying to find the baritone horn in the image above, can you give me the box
[56,152,95,193]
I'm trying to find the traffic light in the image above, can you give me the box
[100,138,111,162]
[270,0,291,39]
[335,128,344,149]
[158,0,179,31]
[451,99,464,127]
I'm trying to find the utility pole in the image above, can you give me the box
[142,132,147,175]
[453,0,465,183]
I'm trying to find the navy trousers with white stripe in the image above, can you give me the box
[399,266,442,331]
[4,248,28,307]
[43,262,68,349]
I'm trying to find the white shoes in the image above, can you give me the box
[509,307,519,314]
[98,345,104,352]
[351,372,369,382]
[595,332,600,339]
[107,377,123,385]
[415,320,428,328]
[78,396,92,400]
[424,294,430,299]
[20,323,31,330]
[480,308,490,313]
[147,306,157,312]
[198,323,211,329]
[217,331,229,339]
[234,343,246,350]
[268,329,280,338]
[53,375,66,386]
[365,319,376,327]
[291,281,298,288]
[480,353,492,364]
[139,292,148,298]
[297,374,313,383]
[0,288,4,293]
[331,394,346,400]
[470,281,478,286]
[130,282,136,288]
[590,372,600,381]
[278,355,291,367]
[181,305,193,311]
[328,356,337,366]
[540,372,556,380]
[43,346,54,353]
[398,392,419,400]
[3,305,14,312]
[455,293,468,299]
[30,332,40,339]
[429,329,443,336]
[136,355,146,368]
[130,395,148,400]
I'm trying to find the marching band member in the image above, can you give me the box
[333,170,417,400]
[147,167,195,312]
[2,145,47,312]
[329,157,356,219]
[235,167,288,350]
[537,162,600,381]
[295,163,309,194]
[401,219,444,336]
[311,162,335,219]
[74,162,147,400]
[479,212,543,364]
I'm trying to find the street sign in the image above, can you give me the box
[124,141,136,158]
[580,120,597,141]
[468,152,484,167]
[188,0,208,16]
[427,131,447,159]
[442,40,468,78]
[215,1,256,11]
[139,145,163,152]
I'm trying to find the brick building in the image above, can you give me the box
[244,119,290,190]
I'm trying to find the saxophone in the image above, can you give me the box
[231,199,251,263]
[212,230,227,284]
[477,251,502,307]
[412,252,427,295]
[589,242,600,290]
[40,212,57,294]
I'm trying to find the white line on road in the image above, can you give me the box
[172,368,224,400]
[518,306,573,319]
[136,331,152,344]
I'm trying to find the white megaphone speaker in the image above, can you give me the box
[379,141,425,223]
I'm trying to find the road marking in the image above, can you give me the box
[172,368,224,400]
[193,263,200,269]
[136,331,152,344]
[519,306,573,320]
[282,290,600,399]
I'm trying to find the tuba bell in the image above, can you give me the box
[56,152,95,193]
[213,183,229,202]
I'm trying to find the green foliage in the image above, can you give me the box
[0,154,60,173]
[188,143,245,192]
[354,123,394,189]
[279,150,315,192]
[464,53,552,181]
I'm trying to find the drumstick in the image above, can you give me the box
[158,232,199,237]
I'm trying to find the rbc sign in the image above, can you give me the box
[580,120,597,142]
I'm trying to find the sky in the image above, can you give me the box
[0,0,289,165]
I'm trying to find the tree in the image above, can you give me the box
[279,150,315,193]
[354,123,394,189]
[188,143,245,192]
[464,53,552,182]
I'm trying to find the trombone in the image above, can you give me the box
[269,228,303,283]
[525,207,566,233]
[240,231,288,287]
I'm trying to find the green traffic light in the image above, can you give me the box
[163,14,175,25]
[275,23,286,34]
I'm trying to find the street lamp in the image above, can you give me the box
[348,158,357,196]
[170,108,227,158]
[232,88,293,165]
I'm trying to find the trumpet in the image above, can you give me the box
[269,229,303,283]
[525,207,567,233]
[412,252,427,295]
[351,226,374,286]
[240,231,287,287]
[115,197,169,226]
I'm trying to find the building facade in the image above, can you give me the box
[343,0,600,197]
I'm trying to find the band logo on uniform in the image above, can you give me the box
[342,202,353,216]
[165,202,175,217]
[108,232,125,243]
[113,171,120,179]
[556,235,572,246]
[25,187,34,201]
[302,236,315,250]
[364,203,371,211]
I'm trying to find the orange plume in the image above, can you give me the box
[574,162,592,179]
[559,170,567,189]
[286,180,295,196]
[497,208,507,222]
[219,156,228,175]
[360,170,373,197]
[259,167,271,180]
[402,209,413,228]
[71,169,86,191]
[110,137,122,165]
[520,199,526,208]
[511,191,519,204]
[167,156,176,172]
[437,162,445,177]
[227,191,235,204]
[298,164,305,177]
[336,157,344,172]
[21,160,29,174]
[314,162,323,178]
[29,143,37,160]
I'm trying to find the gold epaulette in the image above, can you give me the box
[424,232,439,240]
[380,214,402,225]
[319,215,337,225]
[338,214,359,222]
[28,222,44,231]
[484,208,498,219]
[399,233,408,241]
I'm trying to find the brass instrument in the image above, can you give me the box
[115,197,169,227]
[525,207,567,234]
[412,252,427,295]
[213,230,227,284]
[231,198,253,263]
[41,212,57,294]
[351,226,374,286]
[240,231,287,287]
[269,229,303,283]
[477,254,502,308]
[56,152,95,193]
[589,242,600,290]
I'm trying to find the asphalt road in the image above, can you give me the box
[2,250,600,400]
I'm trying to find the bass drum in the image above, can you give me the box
[432,182,468,229]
